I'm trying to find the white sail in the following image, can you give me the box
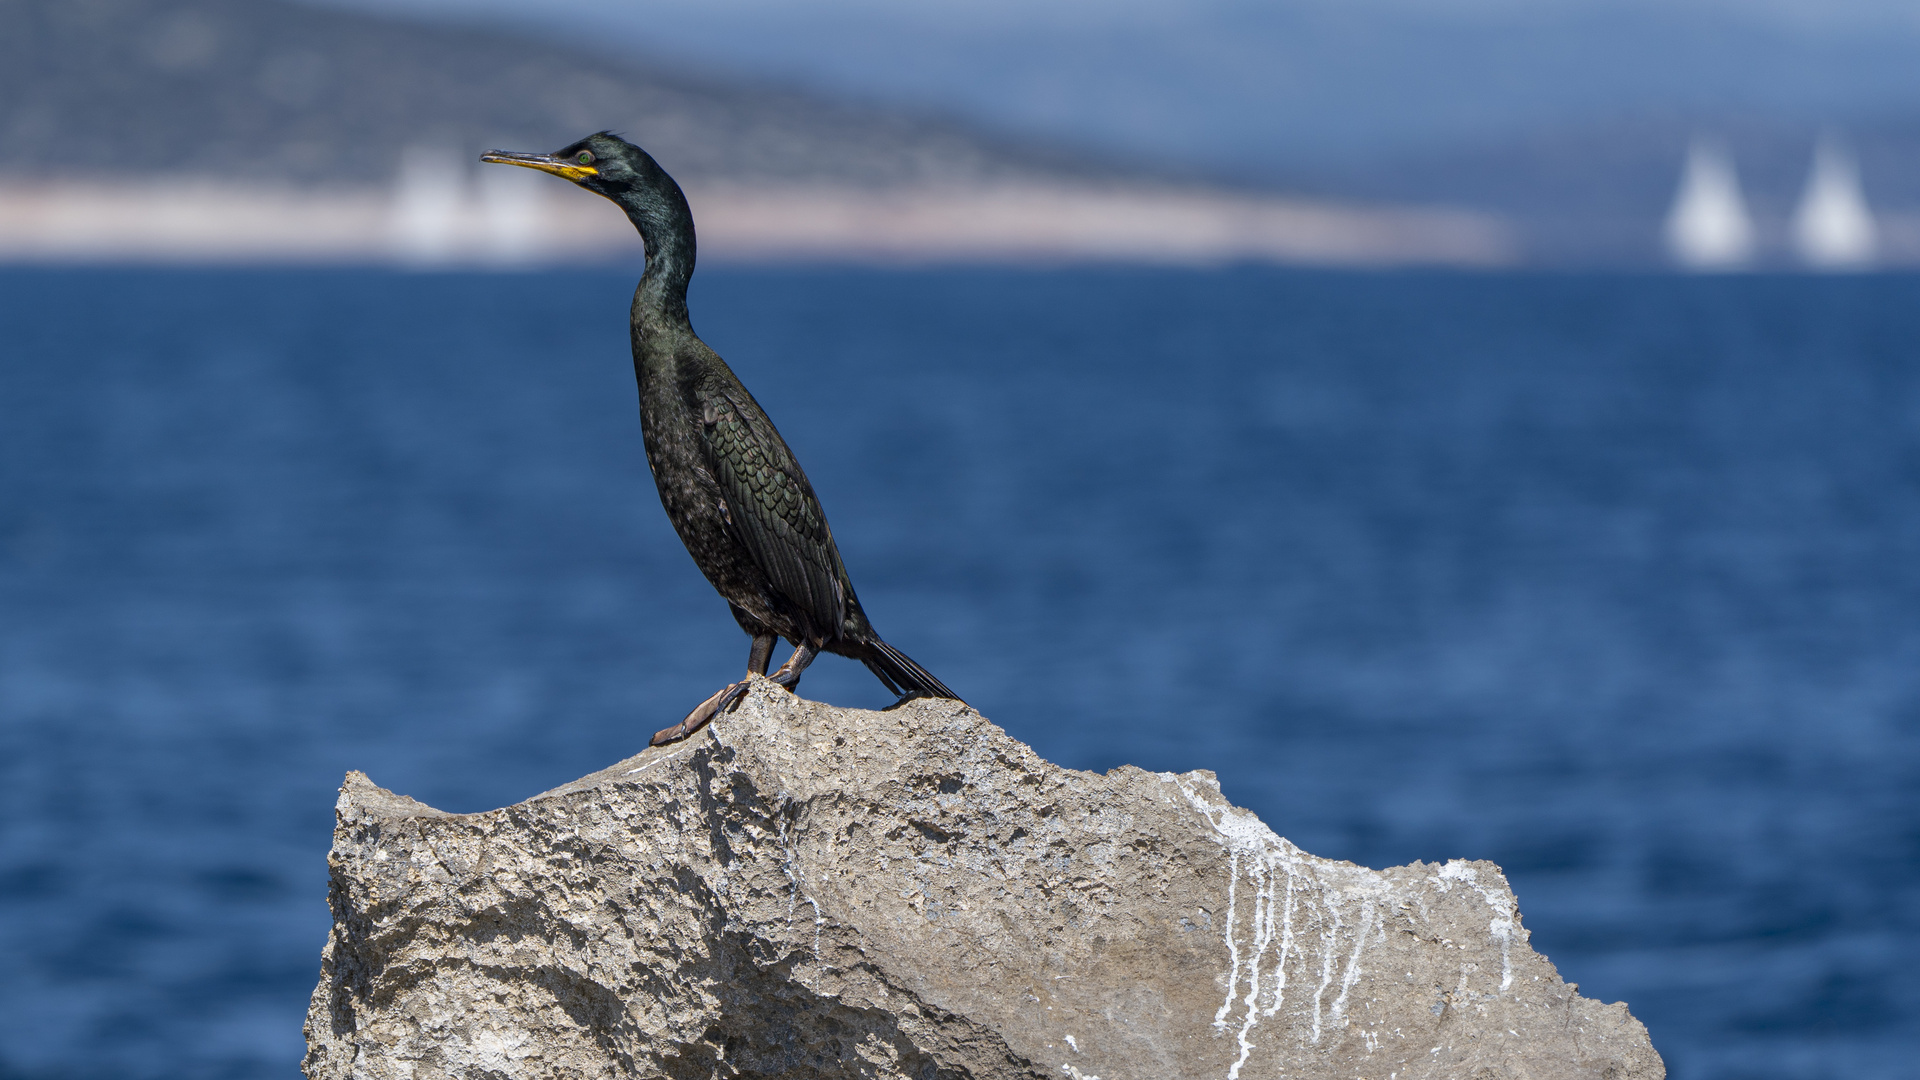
[1664,137,1755,270]
[1793,134,1876,270]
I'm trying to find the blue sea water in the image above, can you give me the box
[1,265,1916,1079]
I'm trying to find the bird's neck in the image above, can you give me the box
[620,186,697,333]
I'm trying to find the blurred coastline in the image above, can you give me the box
[0,0,1515,267]
[8,0,1920,268]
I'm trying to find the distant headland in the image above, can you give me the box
[0,0,1513,267]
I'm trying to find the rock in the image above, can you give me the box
[303,680,1664,1080]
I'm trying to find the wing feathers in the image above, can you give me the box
[697,381,846,637]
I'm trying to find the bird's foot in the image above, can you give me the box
[650,679,751,746]
[767,641,818,691]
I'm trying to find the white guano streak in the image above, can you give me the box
[1330,895,1377,1028]
[1311,888,1339,1043]
[1166,772,1388,1079]
[1230,857,1275,1075]
[1264,860,1296,1021]
[1433,861,1517,991]
[1213,848,1242,1029]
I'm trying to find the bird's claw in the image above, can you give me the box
[650,680,751,746]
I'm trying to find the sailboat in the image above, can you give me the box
[1792,134,1876,270]
[1664,137,1756,270]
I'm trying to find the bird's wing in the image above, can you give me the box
[695,380,846,638]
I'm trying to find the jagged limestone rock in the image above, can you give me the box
[304,680,1663,1080]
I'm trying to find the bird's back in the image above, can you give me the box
[636,333,860,645]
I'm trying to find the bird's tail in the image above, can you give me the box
[862,638,962,703]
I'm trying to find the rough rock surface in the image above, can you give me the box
[304,680,1664,1080]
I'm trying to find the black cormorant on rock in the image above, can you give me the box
[481,133,960,745]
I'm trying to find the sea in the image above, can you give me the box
[1,265,1916,1079]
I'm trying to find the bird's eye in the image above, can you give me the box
[576,151,594,165]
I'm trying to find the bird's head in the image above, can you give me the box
[479,132,663,203]
[481,131,694,285]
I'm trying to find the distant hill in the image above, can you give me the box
[282,0,1920,269]
[0,0,1528,265]
[0,0,1123,189]
[9,0,1919,266]
[308,0,1920,182]
[0,0,1515,266]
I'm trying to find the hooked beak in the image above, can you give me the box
[479,149,598,182]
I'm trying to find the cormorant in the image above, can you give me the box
[480,133,960,746]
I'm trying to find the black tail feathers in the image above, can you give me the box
[862,638,962,703]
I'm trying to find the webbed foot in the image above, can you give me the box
[650,679,751,746]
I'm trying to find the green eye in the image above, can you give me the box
[576,151,594,165]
